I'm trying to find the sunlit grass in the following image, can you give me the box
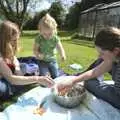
[17,30,111,79]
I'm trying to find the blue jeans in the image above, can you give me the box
[0,78,24,100]
[38,60,59,79]
[84,79,120,109]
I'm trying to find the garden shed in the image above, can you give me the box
[79,1,120,39]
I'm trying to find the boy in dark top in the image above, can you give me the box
[56,27,120,109]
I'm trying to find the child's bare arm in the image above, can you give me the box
[56,41,66,61]
[33,42,44,60]
[73,60,113,84]
[0,57,54,86]
[33,42,40,57]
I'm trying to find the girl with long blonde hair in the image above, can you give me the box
[0,21,54,100]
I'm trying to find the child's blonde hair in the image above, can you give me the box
[0,20,20,59]
[38,13,57,34]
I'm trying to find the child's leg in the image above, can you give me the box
[0,78,13,100]
[37,60,50,76]
[0,78,27,100]
[48,60,59,79]
[39,66,49,76]
[84,79,120,109]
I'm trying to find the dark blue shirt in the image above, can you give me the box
[112,60,120,95]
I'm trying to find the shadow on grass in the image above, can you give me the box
[63,38,94,48]
[58,30,75,37]
[22,30,74,38]
[71,39,94,48]
[21,30,78,40]
[59,31,94,48]
[21,31,39,38]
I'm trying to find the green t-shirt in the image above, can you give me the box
[35,34,60,62]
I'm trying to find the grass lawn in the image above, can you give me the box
[1,30,111,111]
[18,30,97,74]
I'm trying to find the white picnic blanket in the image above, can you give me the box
[0,76,120,120]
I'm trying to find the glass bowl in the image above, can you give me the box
[52,83,86,108]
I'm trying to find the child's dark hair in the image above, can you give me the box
[95,27,120,51]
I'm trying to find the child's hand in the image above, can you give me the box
[55,78,73,93]
[61,55,66,61]
[37,76,55,87]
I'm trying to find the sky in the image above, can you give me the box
[29,0,81,16]
[35,0,51,11]
[61,0,81,7]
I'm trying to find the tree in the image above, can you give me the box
[32,10,48,29]
[0,0,41,30]
[23,10,48,30]
[48,1,66,29]
[64,0,120,30]
[64,2,81,30]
